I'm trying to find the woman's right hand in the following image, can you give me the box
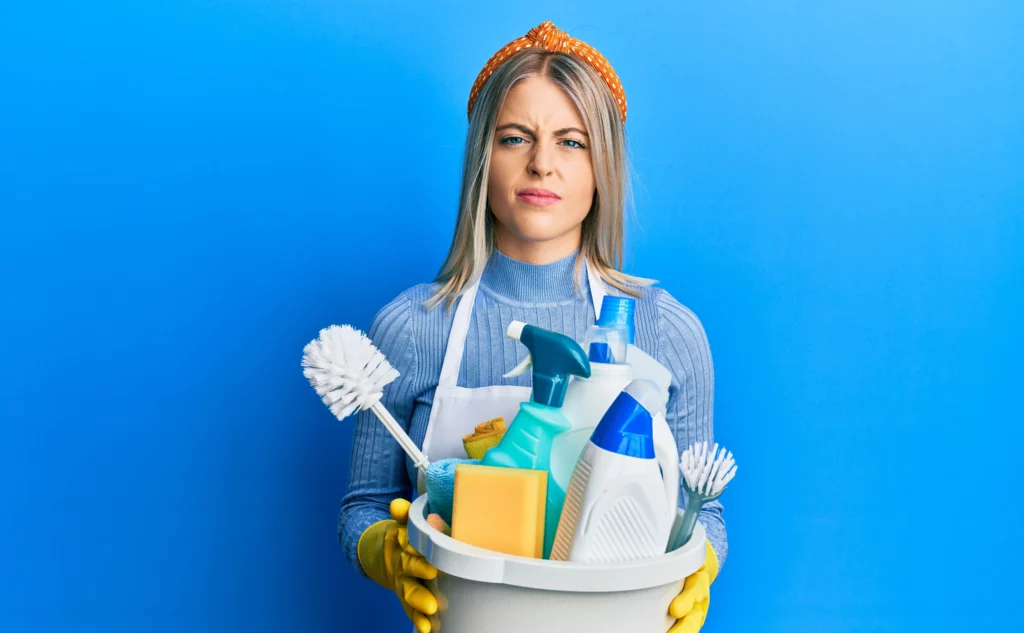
[357,498,439,633]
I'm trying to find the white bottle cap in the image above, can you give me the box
[623,379,668,415]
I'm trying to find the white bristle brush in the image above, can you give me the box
[302,324,430,474]
[669,441,737,551]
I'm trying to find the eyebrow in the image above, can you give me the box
[495,123,590,138]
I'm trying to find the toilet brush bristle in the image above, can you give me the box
[301,324,400,420]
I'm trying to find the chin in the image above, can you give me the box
[491,201,586,246]
[508,220,572,243]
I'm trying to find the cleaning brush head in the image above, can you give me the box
[301,324,400,420]
[680,442,737,499]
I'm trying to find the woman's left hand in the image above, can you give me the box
[667,540,719,633]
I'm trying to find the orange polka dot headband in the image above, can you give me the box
[467,21,628,123]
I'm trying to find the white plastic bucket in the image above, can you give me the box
[407,495,706,633]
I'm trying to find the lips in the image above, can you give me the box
[518,188,560,199]
[516,188,561,207]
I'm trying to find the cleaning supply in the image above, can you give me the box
[482,320,591,557]
[593,294,670,398]
[407,493,708,633]
[357,498,439,633]
[427,513,452,536]
[600,295,637,342]
[302,324,430,474]
[548,364,681,555]
[425,457,480,525]
[668,442,737,553]
[551,379,678,563]
[584,295,633,363]
[450,464,548,558]
[462,417,507,459]
[589,295,673,404]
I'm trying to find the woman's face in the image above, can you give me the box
[487,75,595,259]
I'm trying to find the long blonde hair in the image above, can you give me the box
[427,49,652,310]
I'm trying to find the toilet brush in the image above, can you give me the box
[668,442,737,552]
[302,324,430,475]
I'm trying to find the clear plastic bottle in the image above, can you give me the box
[584,296,635,364]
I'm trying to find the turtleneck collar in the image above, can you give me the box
[479,249,585,304]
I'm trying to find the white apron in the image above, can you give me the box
[415,258,608,494]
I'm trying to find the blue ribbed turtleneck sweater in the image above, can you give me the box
[338,250,727,574]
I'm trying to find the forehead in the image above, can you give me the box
[497,75,585,128]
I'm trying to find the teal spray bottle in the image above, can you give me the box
[481,320,591,558]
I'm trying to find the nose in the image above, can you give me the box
[528,142,554,177]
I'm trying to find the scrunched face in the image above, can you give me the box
[487,75,596,262]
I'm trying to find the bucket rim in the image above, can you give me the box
[406,494,706,593]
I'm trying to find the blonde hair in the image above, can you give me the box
[427,49,652,310]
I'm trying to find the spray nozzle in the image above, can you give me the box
[503,320,590,407]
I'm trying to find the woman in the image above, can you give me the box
[339,21,726,633]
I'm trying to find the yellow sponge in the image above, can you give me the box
[450,464,547,558]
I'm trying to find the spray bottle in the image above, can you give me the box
[482,320,591,558]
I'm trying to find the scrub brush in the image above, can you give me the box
[302,324,430,475]
[668,442,737,552]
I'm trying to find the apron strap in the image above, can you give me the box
[437,256,610,390]
[436,279,480,390]
[585,257,608,320]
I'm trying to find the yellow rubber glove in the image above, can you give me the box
[667,540,720,633]
[357,498,439,633]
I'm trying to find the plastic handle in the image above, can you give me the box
[369,400,430,474]
[503,353,532,378]
[652,412,680,516]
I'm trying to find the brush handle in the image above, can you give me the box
[369,401,431,474]
[669,492,705,553]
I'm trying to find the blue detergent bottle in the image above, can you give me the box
[482,320,591,558]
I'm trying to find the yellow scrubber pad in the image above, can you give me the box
[462,417,507,459]
[450,464,547,558]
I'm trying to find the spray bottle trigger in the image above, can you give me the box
[504,353,532,378]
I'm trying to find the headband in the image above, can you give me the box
[467,21,627,123]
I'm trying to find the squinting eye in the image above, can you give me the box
[500,136,526,145]
[561,139,586,149]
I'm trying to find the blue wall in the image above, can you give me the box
[1,1,1020,631]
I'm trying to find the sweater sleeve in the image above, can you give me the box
[654,288,729,569]
[337,292,420,577]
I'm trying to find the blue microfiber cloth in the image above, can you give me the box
[426,457,480,525]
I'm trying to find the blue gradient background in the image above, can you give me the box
[1,1,1021,631]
